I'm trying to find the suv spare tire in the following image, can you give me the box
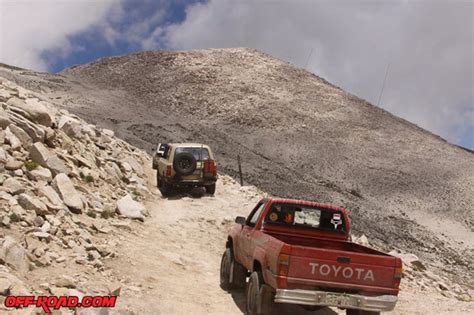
[173,152,197,176]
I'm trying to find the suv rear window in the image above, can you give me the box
[264,203,346,233]
[175,147,210,161]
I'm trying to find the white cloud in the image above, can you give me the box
[0,0,118,71]
[155,0,473,146]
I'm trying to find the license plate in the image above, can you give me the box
[324,294,352,307]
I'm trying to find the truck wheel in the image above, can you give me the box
[346,310,380,315]
[220,248,246,290]
[159,181,173,197]
[173,152,197,176]
[205,183,216,195]
[156,172,162,188]
[246,271,273,315]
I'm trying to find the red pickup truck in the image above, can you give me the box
[220,198,402,315]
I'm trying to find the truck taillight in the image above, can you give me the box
[204,159,217,176]
[394,266,403,279]
[393,266,403,287]
[278,254,290,276]
[165,165,172,177]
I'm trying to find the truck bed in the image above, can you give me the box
[266,231,398,294]
[266,232,389,256]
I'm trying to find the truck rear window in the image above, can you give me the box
[263,203,346,233]
[175,147,210,161]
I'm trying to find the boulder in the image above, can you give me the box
[54,275,76,288]
[0,265,30,295]
[5,159,23,171]
[32,232,52,241]
[0,147,8,163]
[29,142,50,166]
[29,142,69,176]
[74,154,93,169]
[122,156,143,176]
[29,166,52,182]
[46,155,70,176]
[0,129,4,144]
[0,108,11,129]
[58,115,82,139]
[2,177,25,195]
[388,250,426,271]
[0,236,29,273]
[52,173,83,213]
[38,185,64,208]
[6,97,54,127]
[7,111,45,142]
[4,127,22,150]
[17,193,49,215]
[120,161,132,173]
[116,194,146,221]
[102,129,115,137]
[7,124,32,150]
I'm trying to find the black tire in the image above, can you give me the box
[156,172,162,188]
[346,310,380,315]
[246,271,273,315]
[205,183,216,195]
[173,152,197,176]
[159,178,172,197]
[220,248,246,290]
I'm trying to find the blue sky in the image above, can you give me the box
[1,0,472,149]
[41,0,203,72]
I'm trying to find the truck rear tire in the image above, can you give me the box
[205,183,216,195]
[246,271,273,315]
[346,310,380,315]
[220,248,246,290]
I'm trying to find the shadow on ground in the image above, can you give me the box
[229,289,338,315]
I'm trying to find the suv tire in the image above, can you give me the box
[205,183,216,195]
[173,152,197,176]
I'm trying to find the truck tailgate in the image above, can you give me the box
[288,246,397,290]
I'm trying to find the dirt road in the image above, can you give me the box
[102,170,473,315]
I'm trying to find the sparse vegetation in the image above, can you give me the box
[84,175,94,183]
[9,212,21,223]
[86,210,97,218]
[100,209,114,219]
[132,189,141,200]
[24,160,39,171]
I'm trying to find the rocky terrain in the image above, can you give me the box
[0,78,152,313]
[0,49,472,314]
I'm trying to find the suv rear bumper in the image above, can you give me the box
[274,289,397,312]
[162,177,216,187]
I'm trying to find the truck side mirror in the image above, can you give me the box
[235,216,246,225]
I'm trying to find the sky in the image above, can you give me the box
[0,0,473,149]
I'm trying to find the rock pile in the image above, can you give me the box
[0,78,153,310]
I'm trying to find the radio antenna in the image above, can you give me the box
[377,62,390,106]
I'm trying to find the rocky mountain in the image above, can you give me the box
[0,48,472,287]
[0,50,473,314]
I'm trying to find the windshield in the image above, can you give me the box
[175,147,210,161]
[263,203,346,233]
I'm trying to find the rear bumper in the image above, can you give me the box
[163,177,216,187]
[274,289,397,312]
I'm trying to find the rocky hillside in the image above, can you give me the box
[0,48,472,287]
[0,59,473,314]
[0,77,152,313]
